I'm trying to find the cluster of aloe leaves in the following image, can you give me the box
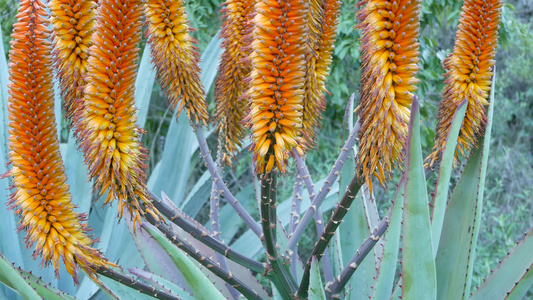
[0,21,532,300]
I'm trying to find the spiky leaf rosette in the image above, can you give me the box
[144,0,209,126]
[426,0,502,168]
[77,0,161,225]
[248,0,308,174]
[5,0,111,283]
[356,0,422,190]
[300,0,342,150]
[49,0,96,125]
[214,0,255,166]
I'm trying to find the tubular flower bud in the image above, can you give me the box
[77,0,162,224]
[356,0,422,190]
[145,0,209,126]
[249,0,308,174]
[426,0,502,168]
[214,0,255,166]
[5,0,111,283]
[48,0,96,125]
[300,0,342,150]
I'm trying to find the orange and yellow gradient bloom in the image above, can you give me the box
[6,0,110,283]
[48,0,96,124]
[214,0,255,166]
[77,0,161,224]
[145,0,209,126]
[426,0,502,168]
[356,0,422,189]
[249,0,308,174]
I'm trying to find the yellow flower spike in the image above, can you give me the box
[356,0,422,190]
[300,0,342,151]
[426,0,502,169]
[49,0,96,125]
[145,0,210,127]
[5,0,112,283]
[215,0,256,167]
[249,0,308,175]
[77,0,162,225]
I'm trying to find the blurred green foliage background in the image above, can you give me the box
[1,0,532,294]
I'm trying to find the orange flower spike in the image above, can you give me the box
[6,0,111,283]
[300,0,342,150]
[426,0,502,168]
[78,0,161,223]
[356,0,422,189]
[145,0,209,126]
[214,0,255,166]
[250,0,308,174]
[48,0,96,124]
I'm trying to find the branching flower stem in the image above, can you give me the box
[297,174,364,298]
[261,172,298,298]
[94,266,180,300]
[292,150,334,284]
[325,207,393,299]
[148,191,265,274]
[196,127,262,237]
[140,218,262,300]
[286,120,360,253]
[289,170,303,277]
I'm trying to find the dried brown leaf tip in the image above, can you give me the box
[426,0,502,168]
[214,0,255,166]
[145,0,209,127]
[76,0,162,225]
[356,0,422,190]
[300,0,342,151]
[249,0,308,174]
[6,0,111,283]
[49,0,96,125]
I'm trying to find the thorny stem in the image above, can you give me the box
[325,207,393,299]
[210,155,241,299]
[148,191,266,274]
[94,266,180,300]
[287,121,361,252]
[195,128,263,237]
[289,170,303,277]
[261,172,298,298]
[292,150,334,283]
[297,174,364,298]
[141,218,263,300]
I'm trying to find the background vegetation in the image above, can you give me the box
[1,0,532,296]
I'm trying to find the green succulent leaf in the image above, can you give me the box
[0,253,42,300]
[435,72,496,300]
[402,97,437,300]
[141,222,225,300]
[470,228,533,300]
[309,257,326,300]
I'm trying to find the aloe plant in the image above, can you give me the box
[0,0,531,299]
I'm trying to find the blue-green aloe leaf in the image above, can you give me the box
[309,257,326,300]
[135,45,156,129]
[141,223,225,299]
[371,179,404,300]
[15,268,76,300]
[435,73,496,300]
[430,99,467,253]
[129,268,194,300]
[402,97,436,300]
[470,228,533,300]
[0,253,42,300]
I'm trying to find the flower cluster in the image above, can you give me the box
[49,0,96,124]
[6,0,110,283]
[214,0,255,166]
[356,0,422,190]
[144,0,209,126]
[426,0,502,168]
[248,0,308,174]
[77,0,161,224]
